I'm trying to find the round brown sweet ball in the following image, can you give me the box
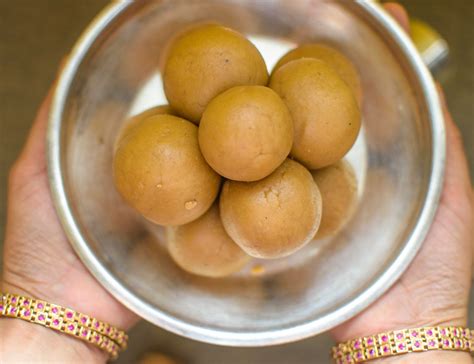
[163,24,268,123]
[131,104,174,122]
[220,159,322,259]
[272,44,362,104]
[199,86,293,182]
[114,114,221,226]
[118,105,175,144]
[167,203,250,278]
[140,353,179,364]
[270,58,361,169]
[311,160,358,239]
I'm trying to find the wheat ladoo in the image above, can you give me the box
[199,85,293,181]
[167,203,250,278]
[220,159,322,259]
[270,58,361,169]
[117,104,175,144]
[311,160,358,239]
[163,24,268,123]
[272,44,362,104]
[113,114,221,226]
[139,353,178,364]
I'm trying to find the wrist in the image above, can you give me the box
[0,317,107,363]
[331,286,468,343]
[332,323,472,364]
[333,316,468,343]
[2,273,132,331]
[370,351,471,363]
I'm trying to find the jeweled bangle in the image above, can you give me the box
[332,326,473,363]
[1,292,128,360]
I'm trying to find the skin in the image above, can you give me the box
[199,85,294,181]
[114,114,221,226]
[167,203,250,278]
[311,160,358,239]
[270,58,361,169]
[220,159,322,259]
[1,84,137,363]
[163,24,268,123]
[272,43,362,105]
[330,4,473,363]
[0,4,471,363]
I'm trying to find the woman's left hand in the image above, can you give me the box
[2,78,139,362]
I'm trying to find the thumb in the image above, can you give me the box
[383,2,410,34]
[12,58,67,179]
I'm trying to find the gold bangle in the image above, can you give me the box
[332,326,473,363]
[1,292,128,360]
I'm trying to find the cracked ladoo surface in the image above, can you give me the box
[118,104,175,144]
[167,202,250,277]
[220,159,322,259]
[113,114,221,226]
[311,160,358,239]
[199,85,294,181]
[270,58,361,169]
[272,43,362,105]
[163,24,268,123]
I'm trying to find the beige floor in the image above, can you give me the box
[0,1,473,363]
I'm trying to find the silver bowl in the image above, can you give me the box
[48,0,445,346]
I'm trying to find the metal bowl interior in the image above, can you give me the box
[48,0,444,346]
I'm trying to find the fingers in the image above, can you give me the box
[382,2,472,197]
[437,84,473,273]
[436,84,473,195]
[383,2,410,34]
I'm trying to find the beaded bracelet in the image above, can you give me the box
[332,326,473,363]
[1,292,128,360]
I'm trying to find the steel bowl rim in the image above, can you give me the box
[47,0,446,346]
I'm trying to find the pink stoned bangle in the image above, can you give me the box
[331,326,473,363]
[1,292,128,360]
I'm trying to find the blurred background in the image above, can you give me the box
[0,1,472,363]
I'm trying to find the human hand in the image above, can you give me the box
[331,3,473,363]
[1,73,138,362]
